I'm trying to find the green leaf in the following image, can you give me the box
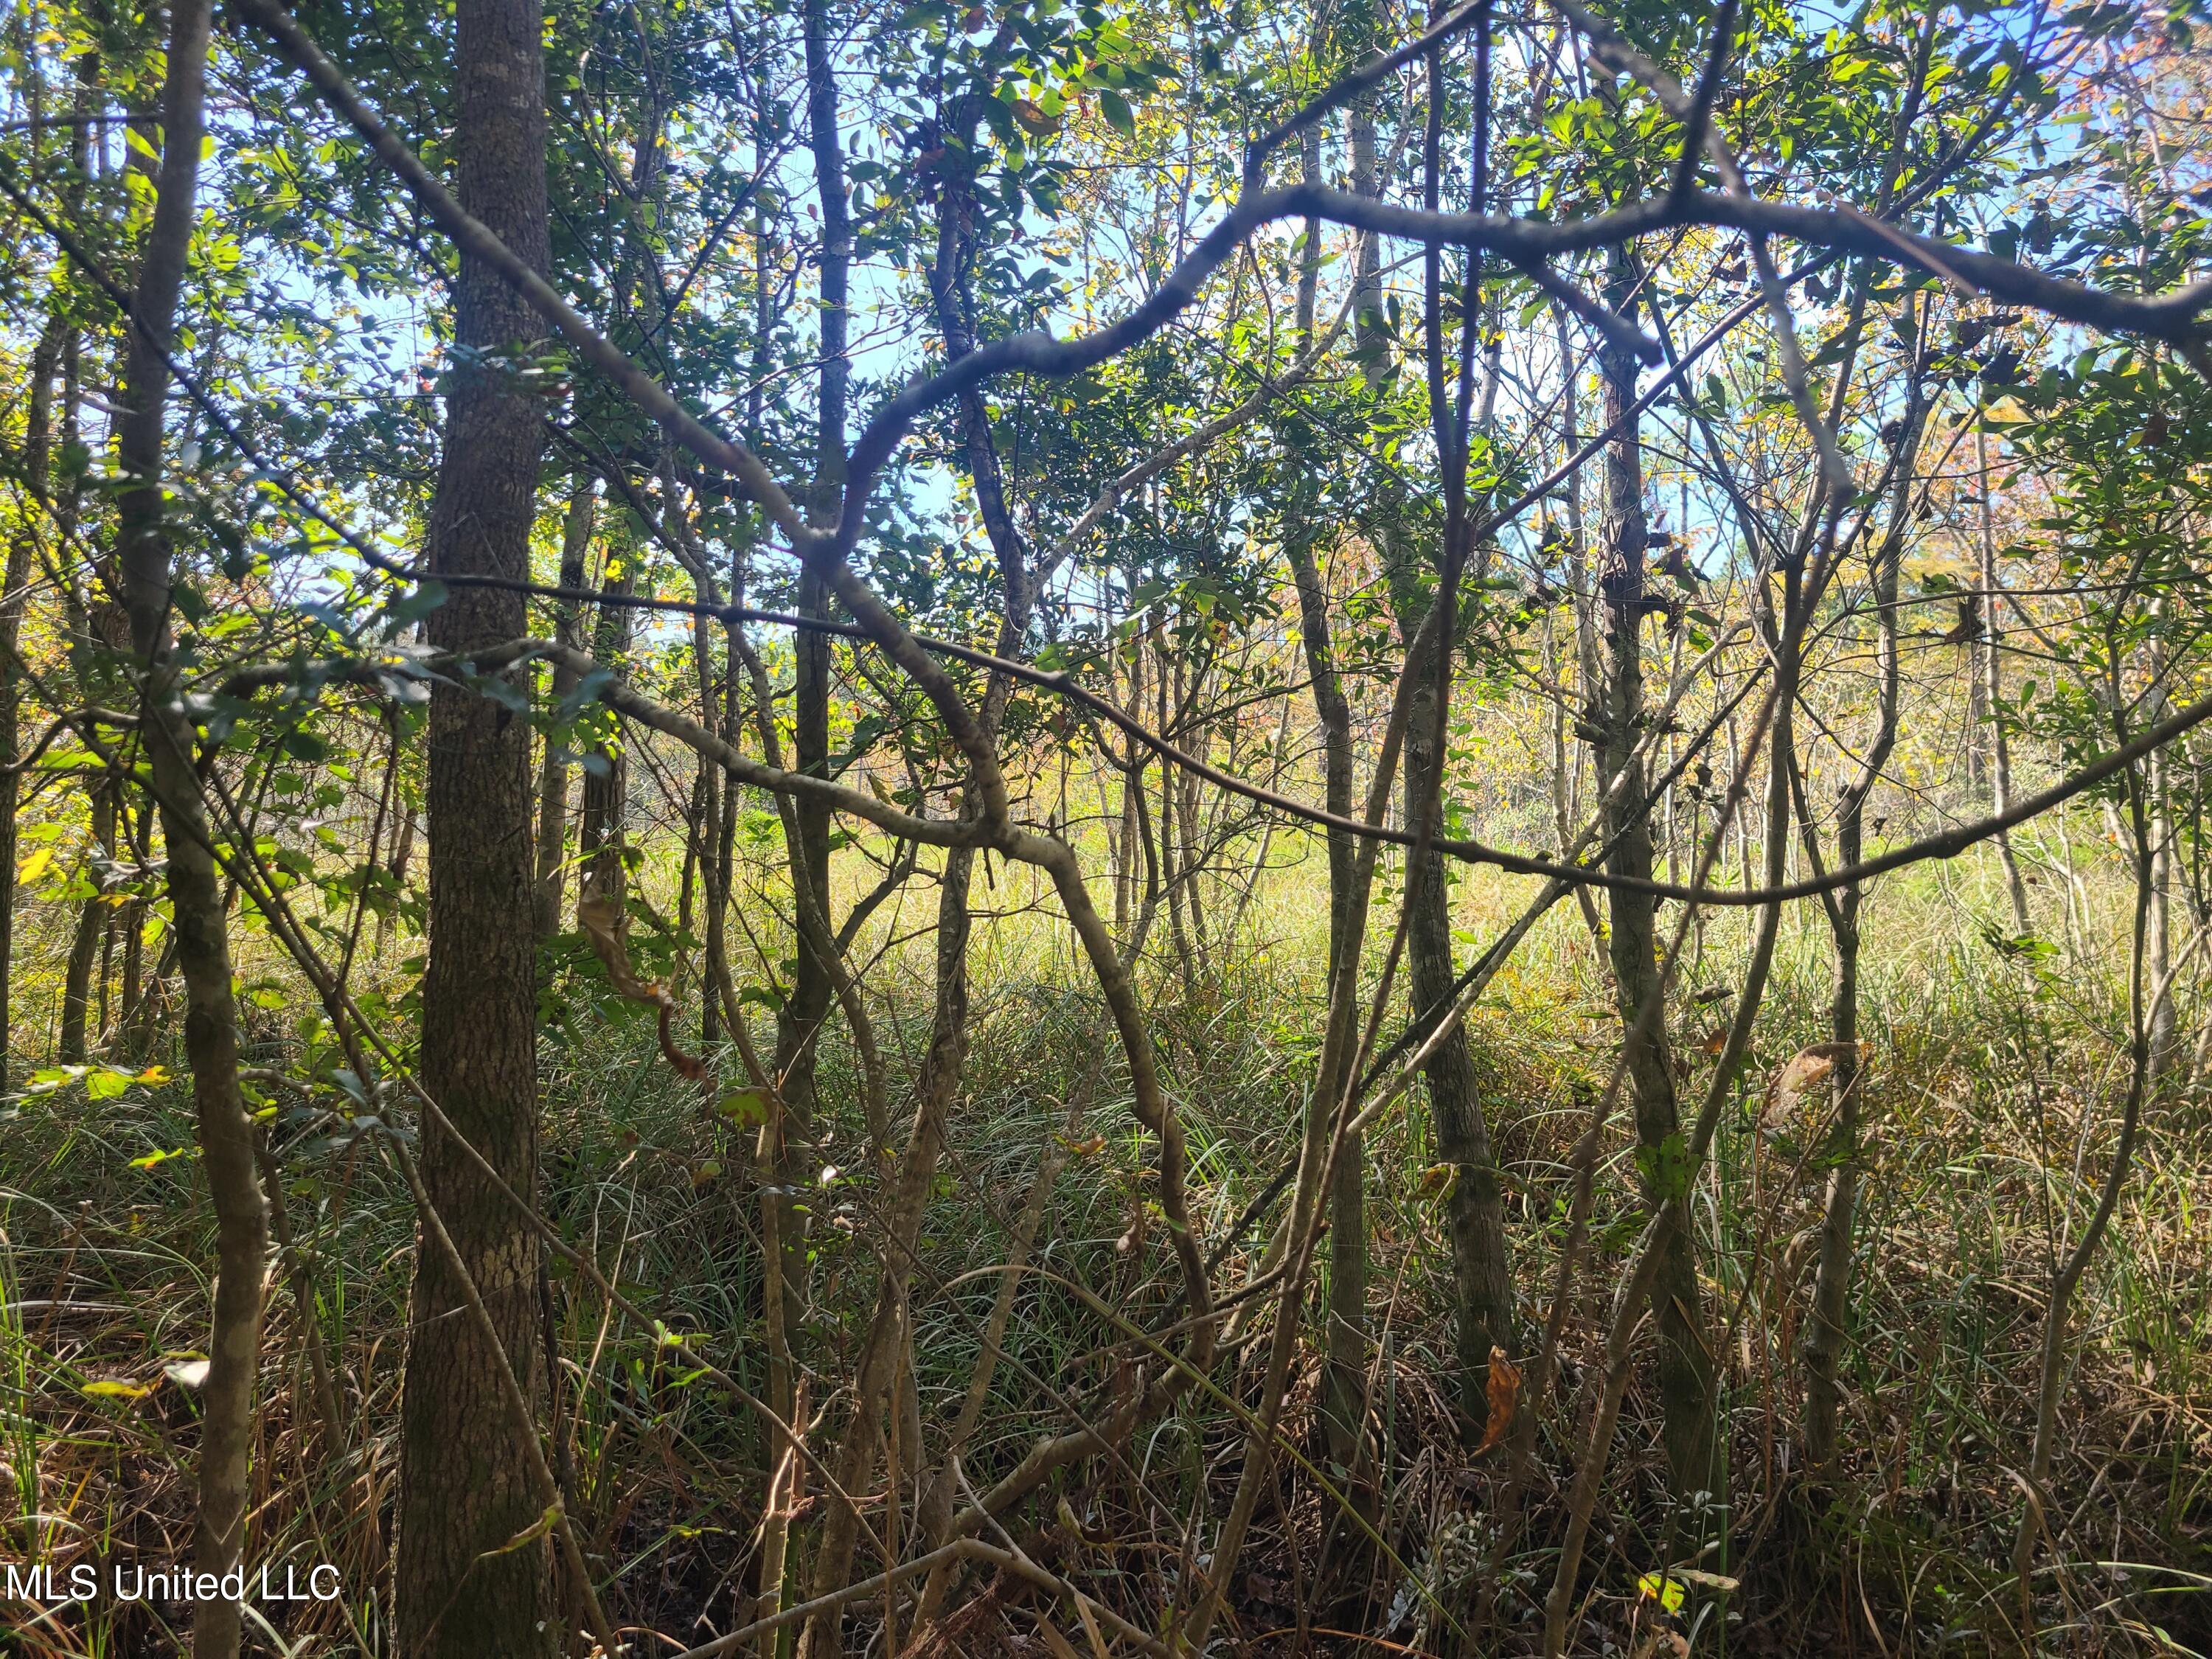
[1099,90,1134,135]
[719,1087,771,1127]
[1635,1130,1694,1203]
[384,580,449,627]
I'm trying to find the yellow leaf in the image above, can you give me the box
[1413,1163,1457,1202]
[16,846,53,885]
[1637,1572,1686,1615]
[82,1378,153,1399]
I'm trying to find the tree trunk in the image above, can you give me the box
[59,777,117,1062]
[1804,391,1920,1467]
[797,100,1032,1646]
[2014,762,2153,1585]
[0,319,60,1093]
[1978,425,2031,933]
[692,596,726,1043]
[1596,254,1715,1501]
[2147,746,2177,1084]
[769,0,851,1467]
[394,0,560,1645]
[577,536,635,913]
[1312,96,1388,1478]
[1404,665,1514,1429]
[533,477,597,936]
[798,845,975,1659]
[111,4,267,1655]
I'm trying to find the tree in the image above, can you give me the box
[392,0,560,1645]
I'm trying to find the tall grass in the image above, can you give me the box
[0,830,2205,1655]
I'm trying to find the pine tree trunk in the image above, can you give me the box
[394,0,560,1645]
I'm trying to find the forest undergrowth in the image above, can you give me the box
[4,841,2204,1658]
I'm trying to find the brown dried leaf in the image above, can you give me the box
[1475,1346,1520,1453]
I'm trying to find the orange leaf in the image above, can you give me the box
[1475,1346,1520,1453]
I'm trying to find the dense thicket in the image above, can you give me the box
[0,0,2208,1653]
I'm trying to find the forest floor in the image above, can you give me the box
[1,851,2208,1657]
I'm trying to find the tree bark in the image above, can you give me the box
[797,97,1030,1647]
[111,4,267,1656]
[1312,96,1386,1478]
[394,0,560,1645]
[1595,254,1715,1501]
